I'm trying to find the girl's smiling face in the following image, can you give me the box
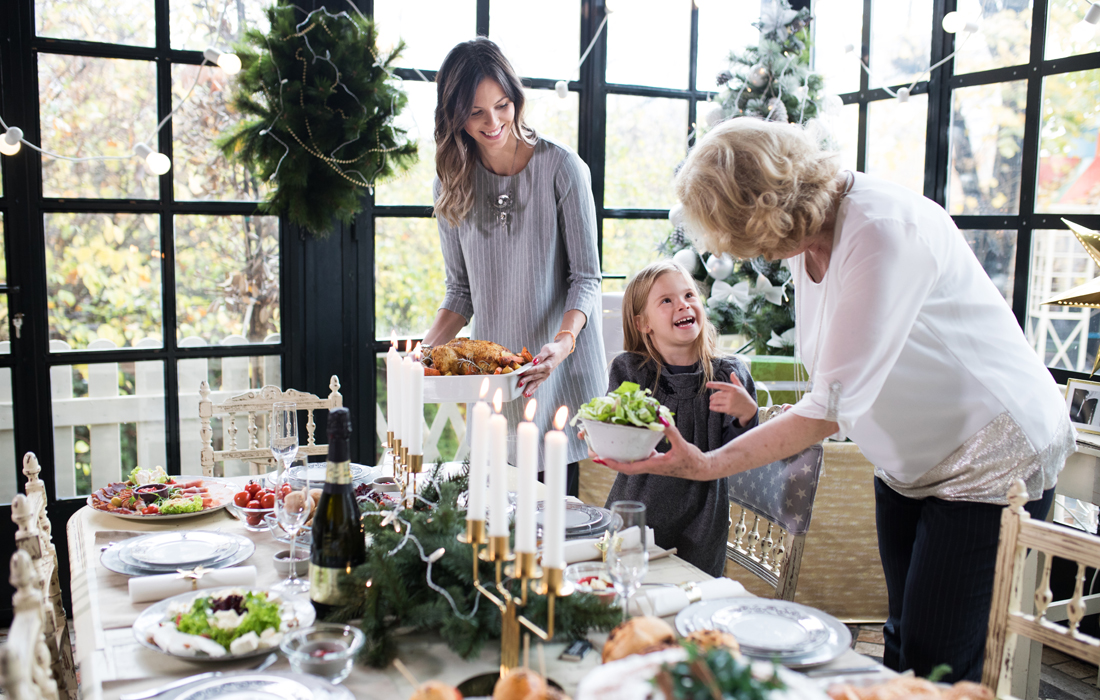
[636,270,705,355]
[463,78,515,158]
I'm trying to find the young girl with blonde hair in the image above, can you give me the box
[599,260,758,575]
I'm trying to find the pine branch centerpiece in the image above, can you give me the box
[219,3,418,237]
[325,463,620,668]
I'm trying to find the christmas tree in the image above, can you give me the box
[662,0,828,357]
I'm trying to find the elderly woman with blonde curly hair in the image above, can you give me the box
[600,118,1073,682]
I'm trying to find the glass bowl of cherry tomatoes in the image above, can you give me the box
[227,479,276,532]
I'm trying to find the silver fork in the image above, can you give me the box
[118,652,278,700]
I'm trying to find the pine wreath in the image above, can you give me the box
[219,3,418,237]
[325,463,621,667]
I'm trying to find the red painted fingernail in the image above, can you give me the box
[525,392,531,398]
[533,358,540,365]
[593,458,608,465]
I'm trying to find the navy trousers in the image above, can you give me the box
[874,477,1054,682]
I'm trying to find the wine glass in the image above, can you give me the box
[273,468,311,596]
[271,402,299,475]
[607,501,648,621]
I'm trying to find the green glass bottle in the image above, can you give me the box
[309,407,365,617]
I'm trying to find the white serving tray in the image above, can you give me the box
[422,363,533,404]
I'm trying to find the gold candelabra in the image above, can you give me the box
[458,520,573,675]
[388,434,423,509]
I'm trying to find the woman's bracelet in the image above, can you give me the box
[554,329,577,355]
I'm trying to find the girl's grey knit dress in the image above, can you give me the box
[436,136,607,467]
[605,352,758,576]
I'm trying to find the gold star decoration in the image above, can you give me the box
[1043,219,1100,375]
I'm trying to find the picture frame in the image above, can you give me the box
[1066,378,1100,436]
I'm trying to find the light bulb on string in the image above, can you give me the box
[133,142,172,176]
[896,87,911,103]
[554,80,569,99]
[0,127,22,156]
[203,47,242,75]
[1071,18,1098,43]
[1087,2,1100,24]
[942,11,979,34]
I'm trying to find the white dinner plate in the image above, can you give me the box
[163,671,353,700]
[675,598,852,668]
[133,587,315,661]
[102,533,254,577]
[87,475,236,521]
[121,531,242,569]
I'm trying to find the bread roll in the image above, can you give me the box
[409,681,462,700]
[601,616,677,663]
[683,629,740,655]
[492,668,546,700]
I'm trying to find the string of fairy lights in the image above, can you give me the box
[1,2,1098,167]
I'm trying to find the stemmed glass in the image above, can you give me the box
[271,403,308,595]
[607,501,648,621]
[270,402,299,475]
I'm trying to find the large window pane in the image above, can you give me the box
[0,213,6,284]
[175,216,280,345]
[170,0,270,51]
[832,103,860,173]
[607,0,691,89]
[953,0,1031,74]
[0,363,14,505]
[375,1,476,72]
[375,218,446,338]
[375,80,437,206]
[605,95,688,209]
[1036,69,1100,214]
[1045,0,1100,60]
[962,229,1017,304]
[1028,228,1100,371]
[177,355,280,476]
[602,219,669,293]
[697,1,761,92]
[866,94,927,195]
[490,0,579,81]
[526,89,579,153]
[869,0,932,88]
[38,55,158,199]
[45,213,163,350]
[36,0,154,46]
[948,80,1027,215]
[172,64,267,202]
[51,359,167,499]
[813,0,864,94]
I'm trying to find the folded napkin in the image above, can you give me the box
[128,565,258,603]
[562,526,657,564]
[628,577,748,618]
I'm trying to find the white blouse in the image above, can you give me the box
[789,173,1068,488]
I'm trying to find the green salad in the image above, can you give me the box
[572,381,675,431]
[172,590,283,651]
[158,496,203,515]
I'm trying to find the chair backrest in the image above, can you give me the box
[9,454,75,700]
[726,432,824,601]
[199,376,342,477]
[1,550,60,700]
[983,479,1100,697]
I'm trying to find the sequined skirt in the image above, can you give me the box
[874,411,1074,503]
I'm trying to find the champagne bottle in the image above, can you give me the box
[309,407,366,617]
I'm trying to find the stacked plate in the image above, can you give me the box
[141,671,353,700]
[267,463,376,490]
[101,530,255,576]
[536,502,619,541]
[674,598,851,668]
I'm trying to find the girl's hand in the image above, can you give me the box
[591,424,710,481]
[517,337,572,397]
[706,379,758,426]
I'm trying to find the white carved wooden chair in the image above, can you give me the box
[199,376,342,477]
[983,478,1100,698]
[0,550,61,700]
[726,408,824,601]
[9,453,76,700]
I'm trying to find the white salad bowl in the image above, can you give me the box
[581,418,665,463]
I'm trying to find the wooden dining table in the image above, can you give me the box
[66,471,890,700]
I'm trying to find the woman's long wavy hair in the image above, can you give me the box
[434,38,536,226]
[621,260,719,392]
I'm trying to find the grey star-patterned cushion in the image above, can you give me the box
[728,444,824,536]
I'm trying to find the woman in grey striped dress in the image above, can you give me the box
[422,38,606,494]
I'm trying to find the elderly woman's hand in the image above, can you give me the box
[590,424,710,480]
[517,337,572,397]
